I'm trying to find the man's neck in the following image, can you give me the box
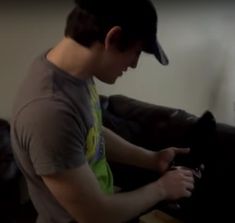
[46,38,101,80]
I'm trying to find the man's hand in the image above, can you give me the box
[151,147,190,174]
[156,167,194,200]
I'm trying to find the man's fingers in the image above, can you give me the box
[184,190,192,198]
[174,147,190,155]
[183,170,194,178]
[185,181,194,191]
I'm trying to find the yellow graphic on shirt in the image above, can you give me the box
[86,127,97,161]
[85,81,102,162]
[84,80,113,194]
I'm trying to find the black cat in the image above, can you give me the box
[165,111,218,223]
[175,110,216,170]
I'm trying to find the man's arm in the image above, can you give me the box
[103,126,156,170]
[103,126,190,173]
[42,162,194,223]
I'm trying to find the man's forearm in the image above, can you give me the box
[43,163,167,223]
[97,180,165,223]
[103,126,156,170]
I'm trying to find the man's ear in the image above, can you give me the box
[104,26,122,51]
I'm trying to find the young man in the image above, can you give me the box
[11,0,194,222]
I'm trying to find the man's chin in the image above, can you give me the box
[95,74,120,84]
[105,77,118,84]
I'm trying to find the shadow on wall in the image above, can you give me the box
[210,45,235,125]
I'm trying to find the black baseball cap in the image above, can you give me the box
[74,0,169,65]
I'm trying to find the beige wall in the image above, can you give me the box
[0,1,235,124]
[0,1,73,120]
[96,1,235,123]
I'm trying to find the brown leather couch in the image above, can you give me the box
[100,94,235,223]
[0,119,36,223]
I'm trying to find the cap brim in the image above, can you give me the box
[144,38,169,65]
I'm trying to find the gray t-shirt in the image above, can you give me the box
[10,52,113,223]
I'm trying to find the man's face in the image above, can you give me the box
[95,42,142,84]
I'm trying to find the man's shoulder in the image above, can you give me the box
[12,95,72,123]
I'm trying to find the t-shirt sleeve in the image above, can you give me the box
[15,98,87,176]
